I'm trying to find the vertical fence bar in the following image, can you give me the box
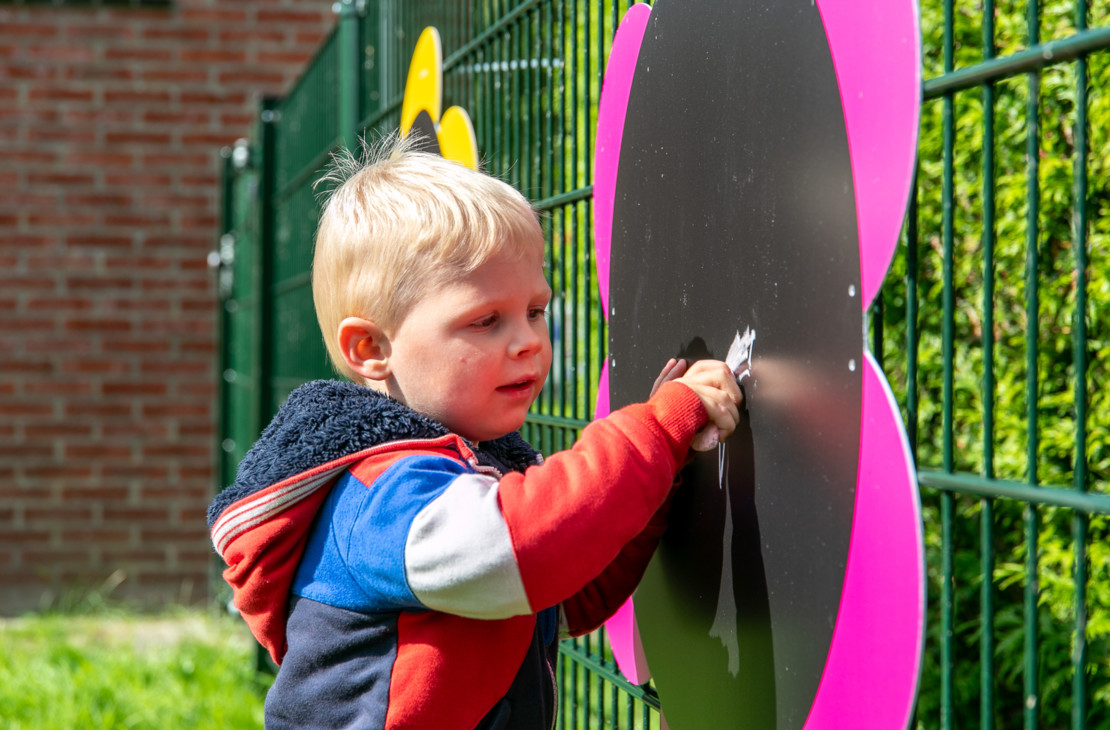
[510,12,521,191]
[495,23,506,176]
[482,13,494,176]
[562,0,577,438]
[980,2,997,727]
[337,0,361,151]
[247,103,279,674]
[1070,4,1090,729]
[520,8,532,198]
[384,0,397,115]
[1023,2,1042,728]
[526,4,536,198]
[871,292,884,359]
[906,170,919,455]
[1021,0,1038,723]
[939,0,956,726]
[600,635,608,726]
[611,668,620,729]
[559,648,568,730]
[583,633,592,724]
[216,152,235,497]
[906,153,921,730]
[542,0,562,458]
[530,8,539,206]
[545,0,554,204]
[596,0,608,423]
[537,0,550,442]
[940,6,955,471]
[258,98,279,425]
[572,637,581,726]
[577,0,590,426]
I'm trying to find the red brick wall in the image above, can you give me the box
[0,0,335,614]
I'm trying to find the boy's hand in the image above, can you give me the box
[665,359,743,451]
[649,357,688,397]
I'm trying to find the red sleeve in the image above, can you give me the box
[560,492,674,636]
[497,381,705,613]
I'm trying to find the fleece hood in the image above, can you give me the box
[208,379,540,528]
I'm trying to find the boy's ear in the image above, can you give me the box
[337,317,392,382]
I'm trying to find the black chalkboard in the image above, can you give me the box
[606,0,863,726]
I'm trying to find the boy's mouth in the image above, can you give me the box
[497,378,535,393]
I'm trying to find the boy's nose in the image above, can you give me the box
[508,320,544,358]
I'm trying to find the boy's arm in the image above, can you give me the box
[558,493,674,637]
[353,381,704,621]
[495,381,704,614]
[552,356,739,634]
[342,368,738,621]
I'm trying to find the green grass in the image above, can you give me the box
[0,607,272,730]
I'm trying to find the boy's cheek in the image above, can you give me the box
[539,354,553,386]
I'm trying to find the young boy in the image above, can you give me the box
[207,135,742,730]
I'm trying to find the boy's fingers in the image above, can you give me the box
[707,360,744,407]
[690,426,720,452]
[691,397,737,451]
[673,359,746,450]
[685,361,743,404]
[708,397,739,435]
[681,380,740,448]
[691,359,736,386]
[661,357,688,382]
[650,357,687,397]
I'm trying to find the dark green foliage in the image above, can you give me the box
[877,0,1110,726]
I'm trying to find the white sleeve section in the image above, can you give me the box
[404,472,532,619]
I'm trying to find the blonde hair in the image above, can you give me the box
[312,133,545,382]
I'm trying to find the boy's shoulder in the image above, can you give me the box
[208,380,450,527]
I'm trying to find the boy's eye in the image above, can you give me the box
[529,307,550,321]
[474,315,498,328]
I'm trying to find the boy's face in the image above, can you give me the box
[383,243,552,443]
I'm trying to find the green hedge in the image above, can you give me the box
[880,1,1110,726]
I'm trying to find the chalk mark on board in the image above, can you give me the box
[709,441,740,676]
[707,327,755,677]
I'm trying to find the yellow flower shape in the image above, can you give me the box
[400,27,478,170]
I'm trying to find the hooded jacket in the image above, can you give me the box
[208,379,705,729]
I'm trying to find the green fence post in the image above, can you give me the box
[939,1,956,727]
[258,98,279,436]
[337,0,361,151]
[253,96,281,675]
[215,150,235,502]
[1023,2,1042,727]
[980,2,997,727]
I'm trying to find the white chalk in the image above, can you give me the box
[725,327,756,381]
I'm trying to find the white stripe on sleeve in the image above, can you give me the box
[404,472,532,619]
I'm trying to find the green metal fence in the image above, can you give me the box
[214,0,1110,726]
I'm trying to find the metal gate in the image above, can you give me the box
[213,1,1110,726]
